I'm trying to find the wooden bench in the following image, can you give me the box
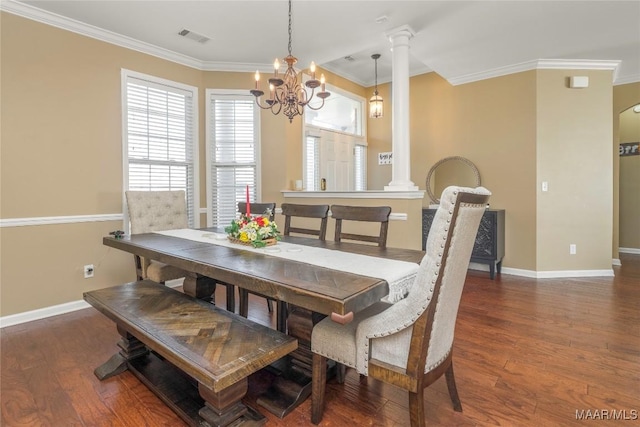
[84,280,297,427]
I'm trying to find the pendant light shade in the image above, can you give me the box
[369,54,383,119]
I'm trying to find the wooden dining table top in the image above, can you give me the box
[103,228,425,317]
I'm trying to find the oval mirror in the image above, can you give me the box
[425,156,481,204]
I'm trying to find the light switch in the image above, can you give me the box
[542,181,548,192]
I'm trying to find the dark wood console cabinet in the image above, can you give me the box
[422,208,505,279]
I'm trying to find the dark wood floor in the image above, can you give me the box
[2,254,639,426]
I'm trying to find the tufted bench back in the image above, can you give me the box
[125,191,188,234]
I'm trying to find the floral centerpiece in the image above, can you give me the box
[225,210,281,248]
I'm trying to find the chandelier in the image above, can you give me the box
[369,54,383,118]
[250,0,330,123]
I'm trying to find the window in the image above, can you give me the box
[303,78,365,137]
[122,70,199,229]
[206,90,260,227]
[304,134,320,191]
[302,130,366,191]
[354,144,367,191]
[303,81,367,191]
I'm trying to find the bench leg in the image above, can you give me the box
[94,324,148,380]
[198,380,266,427]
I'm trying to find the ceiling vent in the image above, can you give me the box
[178,29,210,44]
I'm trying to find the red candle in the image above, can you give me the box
[246,185,251,216]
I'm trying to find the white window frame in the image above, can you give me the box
[121,69,199,233]
[205,89,261,227]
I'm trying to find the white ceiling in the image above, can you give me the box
[5,0,640,87]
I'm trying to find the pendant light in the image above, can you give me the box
[369,53,383,119]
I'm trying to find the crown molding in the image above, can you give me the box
[0,0,204,70]
[321,63,432,88]
[537,59,621,81]
[613,73,640,86]
[3,1,635,86]
[449,58,623,86]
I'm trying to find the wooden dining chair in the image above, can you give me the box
[281,203,330,240]
[311,186,491,427]
[237,202,275,221]
[126,190,234,310]
[237,202,277,317]
[279,203,330,333]
[330,205,392,248]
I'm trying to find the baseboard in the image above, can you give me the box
[612,259,622,266]
[619,247,640,255]
[533,269,615,278]
[468,262,615,278]
[0,279,184,329]
[0,300,91,328]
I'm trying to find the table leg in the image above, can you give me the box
[256,306,329,418]
[183,272,217,302]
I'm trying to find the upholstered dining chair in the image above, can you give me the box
[125,190,189,284]
[281,203,330,240]
[237,201,278,317]
[330,205,392,248]
[311,186,491,427]
[126,190,233,310]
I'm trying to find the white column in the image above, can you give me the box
[384,25,418,191]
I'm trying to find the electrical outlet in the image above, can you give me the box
[84,264,94,278]
[569,244,576,255]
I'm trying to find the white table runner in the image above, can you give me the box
[155,228,419,303]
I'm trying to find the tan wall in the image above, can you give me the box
[536,70,613,271]
[368,71,538,270]
[613,82,640,255]
[0,13,364,317]
[1,13,204,316]
[618,106,640,249]
[0,12,632,317]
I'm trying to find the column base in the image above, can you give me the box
[384,184,419,191]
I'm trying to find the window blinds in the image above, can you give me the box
[354,144,367,191]
[208,94,258,227]
[125,76,197,226]
[305,135,320,191]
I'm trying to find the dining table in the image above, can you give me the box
[103,227,425,418]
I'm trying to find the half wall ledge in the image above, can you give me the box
[281,190,425,199]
